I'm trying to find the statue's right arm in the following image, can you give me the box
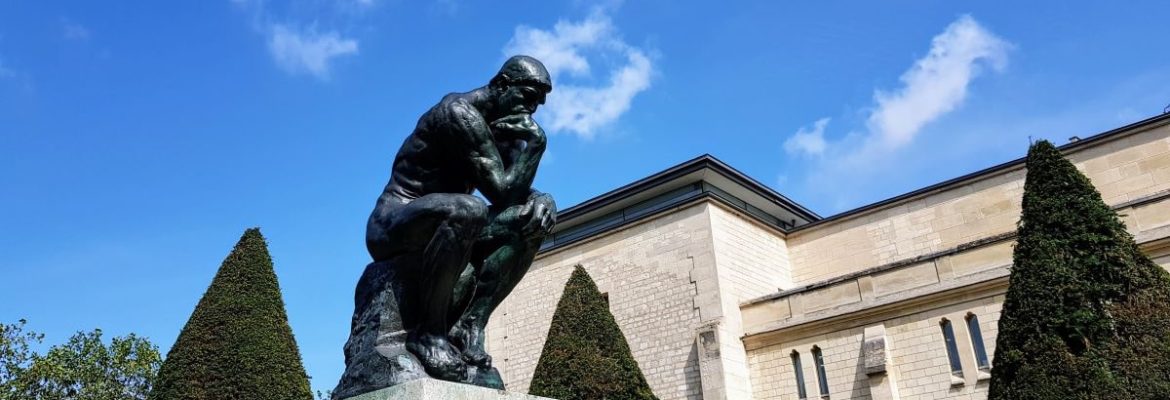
[449,101,545,206]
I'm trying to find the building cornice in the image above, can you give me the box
[790,113,1170,233]
[553,154,821,227]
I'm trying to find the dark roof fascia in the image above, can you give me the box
[702,155,823,222]
[554,154,822,227]
[790,113,1170,233]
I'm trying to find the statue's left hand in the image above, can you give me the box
[519,193,557,237]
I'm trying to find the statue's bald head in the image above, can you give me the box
[491,56,552,93]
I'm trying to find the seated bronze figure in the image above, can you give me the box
[333,56,556,398]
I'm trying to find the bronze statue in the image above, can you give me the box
[334,56,556,398]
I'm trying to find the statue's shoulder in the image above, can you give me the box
[434,93,476,115]
[425,93,485,135]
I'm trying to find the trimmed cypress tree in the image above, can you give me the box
[150,228,312,400]
[529,265,657,400]
[989,141,1170,400]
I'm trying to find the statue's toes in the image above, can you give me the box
[462,349,492,367]
[468,365,505,390]
[406,335,468,382]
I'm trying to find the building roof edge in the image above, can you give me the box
[790,112,1170,233]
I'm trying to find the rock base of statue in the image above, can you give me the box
[341,378,552,400]
[333,261,505,399]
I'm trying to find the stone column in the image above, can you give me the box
[862,325,900,400]
[696,322,727,400]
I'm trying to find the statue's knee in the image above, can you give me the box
[449,195,489,227]
[533,194,555,210]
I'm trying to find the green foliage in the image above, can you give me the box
[1,320,162,400]
[989,140,1170,400]
[149,228,311,400]
[1,320,43,398]
[529,265,657,400]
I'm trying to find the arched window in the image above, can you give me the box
[791,351,808,399]
[966,313,991,371]
[812,346,830,399]
[940,318,963,377]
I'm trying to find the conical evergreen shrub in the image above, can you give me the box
[989,140,1170,400]
[529,265,657,400]
[150,228,312,400]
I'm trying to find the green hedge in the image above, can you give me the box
[529,265,657,400]
[150,228,311,400]
[988,141,1170,399]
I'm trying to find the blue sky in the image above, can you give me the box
[3,0,1170,393]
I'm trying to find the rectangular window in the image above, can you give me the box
[812,346,830,399]
[791,351,808,399]
[966,313,991,370]
[941,319,963,376]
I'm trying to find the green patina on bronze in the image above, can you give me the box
[334,56,557,398]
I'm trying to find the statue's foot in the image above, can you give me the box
[467,364,505,390]
[405,332,467,382]
[450,320,492,367]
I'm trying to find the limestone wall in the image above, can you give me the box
[486,202,716,399]
[787,120,1170,286]
[743,118,1170,400]
[706,204,794,399]
[747,294,1003,400]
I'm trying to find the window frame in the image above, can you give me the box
[811,346,830,399]
[965,313,991,371]
[791,350,808,400]
[940,318,964,377]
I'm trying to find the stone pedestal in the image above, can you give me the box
[341,379,554,400]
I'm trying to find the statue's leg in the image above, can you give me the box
[450,195,553,367]
[370,193,489,382]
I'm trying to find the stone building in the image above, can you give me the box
[486,113,1170,399]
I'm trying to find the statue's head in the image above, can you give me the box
[489,55,552,118]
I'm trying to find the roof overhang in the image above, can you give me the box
[540,154,819,253]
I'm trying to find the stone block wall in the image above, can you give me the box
[787,121,1170,286]
[747,295,1002,400]
[748,326,870,400]
[707,203,794,399]
[486,202,716,399]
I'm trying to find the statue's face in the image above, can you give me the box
[496,83,548,117]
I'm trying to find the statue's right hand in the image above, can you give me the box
[490,114,545,146]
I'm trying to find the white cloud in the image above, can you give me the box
[62,19,90,41]
[779,15,1012,212]
[232,0,368,80]
[504,12,653,139]
[785,118,830,156]
[267,24,358,80]
[866,15,1009,149]
[784,15,1008,161]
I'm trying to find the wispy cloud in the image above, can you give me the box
[784,118,830,156]
[789,15,1009,157]
[232,0,367,81]
[61,18,90,41]
[781,15,1012,211]
[865,15,1009,150]
[0,57,13,79]
[504,11,653,140]
[267,24,358,79]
